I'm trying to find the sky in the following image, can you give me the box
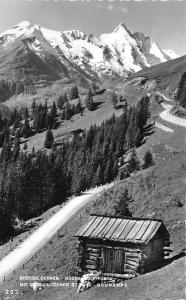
[0,0,185,56]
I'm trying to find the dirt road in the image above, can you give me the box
[0,182,114,283]
[158,93,186,128]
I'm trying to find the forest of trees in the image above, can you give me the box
[61,100,83,120]
[0,95,150,242]
[0,78,36,102]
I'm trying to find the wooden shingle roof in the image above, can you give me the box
[76,215,168,245]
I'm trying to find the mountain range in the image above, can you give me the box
[0,20,178,94]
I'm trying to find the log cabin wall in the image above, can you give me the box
[124,248,143,275]
[140,238,164,272]
[76,216,170,277]
[77,239,101,273]
[139,228,170,272]
[78,238,144,276]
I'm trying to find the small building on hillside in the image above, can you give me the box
[75,215,170,278]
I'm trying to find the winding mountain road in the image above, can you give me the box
[158,93,186,128]
[155,121,174,133]
[0,182,114,283]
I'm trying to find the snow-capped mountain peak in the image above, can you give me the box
[0,20,179,86]
[113,22,133,36]
[16,20,32,28]
[0,20,35,44]
[63,30,87,40]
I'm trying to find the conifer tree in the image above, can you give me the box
[32,147,35,156]
[112,91,118,109]
[45,113,52,129]
[31,98,36,119]
[103,160,112,183]
[128,148,140,173]
[89,81,98,95]
[44,129,54,149]
[12,136,20,162]
[143,150,154,169]
[0,131,5,147]
[24,107,29,119]
[126,109,137,149]
[70,85,78,100]
[175,72,186,108]
[64,103,71,120]
[93,164,103,186]
[21,116,31,138]
[85,90,94,111]
[113,188,132,217]
[31,98,36,110]
[57,94,64,109]
[33,107,40,131]
[44,100,48,111]
[23,142,28,151]
[50,102,57,120]
[136,96,150,133]
[61,108,66,120]
[75,99,82,114]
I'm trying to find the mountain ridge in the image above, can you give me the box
[0,21,178,88]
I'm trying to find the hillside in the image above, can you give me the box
[0,92,185,297]
[0,93,185,299]
[123,55,186,97]
[0,147,185,299]
[6,89,145,153]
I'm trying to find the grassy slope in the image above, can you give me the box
[19,90,125,152]
[6,86,146,152]
[126,55,186,96]
[0,81,186,299]
[36,256,184,300]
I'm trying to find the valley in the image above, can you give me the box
[0,17,185,300]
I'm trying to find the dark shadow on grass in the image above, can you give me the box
[116,104,124,110]
[71,128,84,135]
[164,249,186,265]
[95,89,106,95]
[144,122,155,131]
[80,192,91,196]
[20,138,29,144]
[136,123,155,147]
[144,129,155,137]
[74,191,91,197]
[91,101,104,111]
[143,123,155,137]
[143,249,186,274]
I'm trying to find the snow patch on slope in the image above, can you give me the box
[163,49,178,59]
[149,41,167,63]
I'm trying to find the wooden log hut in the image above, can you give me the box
[75,214,170,278]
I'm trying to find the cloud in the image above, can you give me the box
[108,4,114,11]
[99,4,129,14]
[121,7,129,13]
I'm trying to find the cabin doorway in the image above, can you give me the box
[102,247,124,273]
